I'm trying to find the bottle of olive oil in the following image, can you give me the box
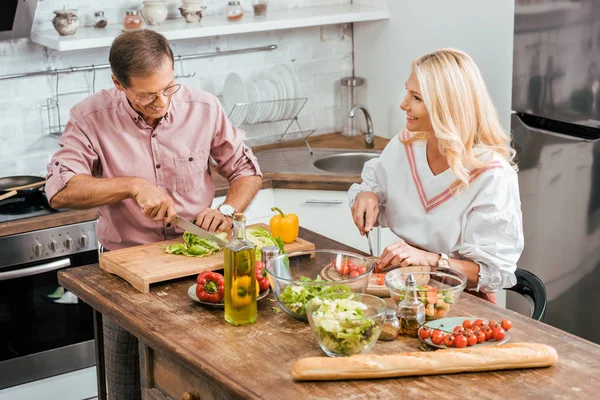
[224,213,257,326]
[397,274,425,337]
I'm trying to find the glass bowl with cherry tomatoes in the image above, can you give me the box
[385,266,467,321]
[265,250,375,321]
[418,316,513,349]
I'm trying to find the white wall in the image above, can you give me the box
[353,0,515,138]
[0,0,353,178]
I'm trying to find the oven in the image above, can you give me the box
[0,220,98,389]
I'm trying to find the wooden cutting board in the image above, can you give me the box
[365,266,431,297]
[99,224,315,293]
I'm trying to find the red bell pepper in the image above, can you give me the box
[255,261,270,292]
[196,271,225,303]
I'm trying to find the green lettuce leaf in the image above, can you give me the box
[164,232,223,257]
[246,226,286,261]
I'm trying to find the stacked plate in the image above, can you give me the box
[221,64,302,125]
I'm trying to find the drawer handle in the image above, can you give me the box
[305,199,343,205]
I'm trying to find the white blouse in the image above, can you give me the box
[348,132,524,292]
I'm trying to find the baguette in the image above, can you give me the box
[292,343,557,381]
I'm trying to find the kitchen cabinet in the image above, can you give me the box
[273,189,370,253]
[211,188,274,225]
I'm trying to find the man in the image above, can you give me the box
[46,30,262,399]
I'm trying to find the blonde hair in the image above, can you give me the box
[402,48,517,193]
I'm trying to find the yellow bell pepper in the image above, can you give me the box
[269,207,299,244]
[231,276,253,308]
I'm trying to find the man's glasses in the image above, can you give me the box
[124,83,181,106]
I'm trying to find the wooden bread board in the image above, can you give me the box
[99,223,315,293]
[365,266,431,297]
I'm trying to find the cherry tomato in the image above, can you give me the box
[453,326,464,335]
[454,334,467,348]
[493,327,506,341]
[501,319,512,331]
[489,320,499,328]
[472,319,486,329]
[482,327,493,340]
[475,331,486,343]
[443,334,455,347]
[375,274,385,286]
[466,334,478,346]
[431,330,444,345]
[358,266,367,275]
[462,319,473,330]
[419,327,432,340]
[464,328,474,336]
[348,263,358,273]
[349,270,360,279]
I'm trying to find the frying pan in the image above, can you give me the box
[0,176,47,202]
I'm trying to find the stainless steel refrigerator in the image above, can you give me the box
[510,0,600,344]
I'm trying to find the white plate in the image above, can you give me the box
[418,317,511,349]
[272,64,295,119]
[255,79,278,122]
[281,64,302,117]
[222,72,248,124]
[245,80,261,124]
[270,72,288,121]
[188,283,270,307]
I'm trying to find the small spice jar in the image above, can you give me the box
[225,1,244,21]
[252,0,268,17]
[94,11,108,28]
[123,10,143,31]
[378,308,400,341]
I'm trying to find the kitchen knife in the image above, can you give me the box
[364,213,374,257]
[173,216,228,247]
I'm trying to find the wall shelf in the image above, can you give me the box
[31,4,389,52]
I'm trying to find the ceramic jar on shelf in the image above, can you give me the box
[141,1,168,26]
[52,9,80,36]
[179,0,207,23]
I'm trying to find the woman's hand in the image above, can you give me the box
[351,192,379,236]
[376,239,438,272]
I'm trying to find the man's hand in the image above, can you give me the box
[351,191,380,236]
[376,239,438,272]
[195,208,232,233]
[131,179,176,223]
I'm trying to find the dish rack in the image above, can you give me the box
[227,97,315,150]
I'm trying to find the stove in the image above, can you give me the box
[0,192,63,223]
[0,192,99,389]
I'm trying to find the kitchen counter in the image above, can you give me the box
[1,133,389,238]
[58,228,600,400]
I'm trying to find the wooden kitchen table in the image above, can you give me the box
[58,229,600,400]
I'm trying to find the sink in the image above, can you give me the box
[254,148,381,175]
[313,152,380,174]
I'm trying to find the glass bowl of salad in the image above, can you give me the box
[265,249,375,321]
[384,266,467,321]
[306,293,387,357]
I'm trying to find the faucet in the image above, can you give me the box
[349,104,375,149]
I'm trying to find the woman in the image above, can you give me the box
[349,49,523,302]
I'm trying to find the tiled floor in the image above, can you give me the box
[0,366,97,400]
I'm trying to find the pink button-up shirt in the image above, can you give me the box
[46,87,262,250]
